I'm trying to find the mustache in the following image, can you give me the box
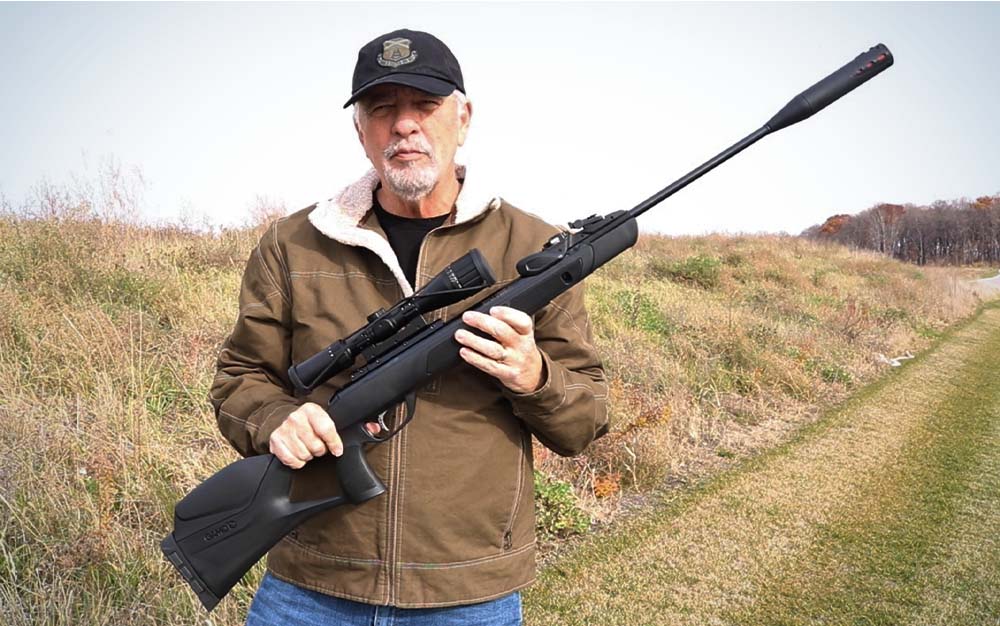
[383,138,433,160]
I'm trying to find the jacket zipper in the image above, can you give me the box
[386,222,447,605]
[386,403,403,605]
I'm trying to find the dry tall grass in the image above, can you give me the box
[0,178,982,624]
[548,232,979,523]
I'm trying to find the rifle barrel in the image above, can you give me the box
[627,126,769,222]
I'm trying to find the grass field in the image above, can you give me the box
[0,180,988,623]
[525,303,1000,625]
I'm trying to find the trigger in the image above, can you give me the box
[371,393,418,443]
[376,410,390,435]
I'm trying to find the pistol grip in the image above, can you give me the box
[337,423,387,504]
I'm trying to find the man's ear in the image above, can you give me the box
[354,113,365,146]
[457,98,472,146]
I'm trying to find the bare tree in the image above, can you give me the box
[803,193,1000,266]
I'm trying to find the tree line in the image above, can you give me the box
[802,194,1000,265]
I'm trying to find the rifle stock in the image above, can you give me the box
[161,454,348,610]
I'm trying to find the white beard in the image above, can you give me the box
[382,160,439,202]
[381,137,440,202]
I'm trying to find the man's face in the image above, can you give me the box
[355,84,471,202]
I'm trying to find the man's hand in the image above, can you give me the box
[455,306,544,394]
[269,403,379,469]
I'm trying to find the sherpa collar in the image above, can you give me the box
[308,164,502,296]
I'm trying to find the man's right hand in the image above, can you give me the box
[269,403,379,469]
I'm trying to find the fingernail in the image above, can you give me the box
[332,444,343,457]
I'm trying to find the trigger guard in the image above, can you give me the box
[371,393,418,443]
[346,393,417,446]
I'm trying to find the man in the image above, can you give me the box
[210,28,608,625]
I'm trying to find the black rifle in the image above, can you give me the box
[161,44,894,611]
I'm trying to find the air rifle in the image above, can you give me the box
[161,44,894,611]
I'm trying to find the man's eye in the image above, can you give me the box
[420,100,441,109]
[370,104,393,115]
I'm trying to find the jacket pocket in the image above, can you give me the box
[501,427,530,552]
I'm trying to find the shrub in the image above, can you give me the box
[612,289,674,337]
[534,471,591,540]
[809,359,853,386]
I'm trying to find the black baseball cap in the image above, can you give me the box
[343,29,465,108]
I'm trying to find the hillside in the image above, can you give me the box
[0,210,983,625]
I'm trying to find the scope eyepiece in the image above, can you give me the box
[414,248,497,310]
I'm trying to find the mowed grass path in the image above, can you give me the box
[526,305,1000,625]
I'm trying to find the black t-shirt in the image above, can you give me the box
[372,194,449,287]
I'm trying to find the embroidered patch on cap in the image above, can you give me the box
[377,38,418,68]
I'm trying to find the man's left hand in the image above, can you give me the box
[455,306,544,394]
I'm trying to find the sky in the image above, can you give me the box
[1,2,998,236]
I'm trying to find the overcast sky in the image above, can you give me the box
[2,2,998,235]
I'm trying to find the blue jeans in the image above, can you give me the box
[246,572,522,626]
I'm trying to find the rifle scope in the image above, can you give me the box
[288,248,496,393]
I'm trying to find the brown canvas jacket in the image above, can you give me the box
[209,165,608,607]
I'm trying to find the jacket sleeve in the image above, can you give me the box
[501,282,609,456]
[209,224,300,457]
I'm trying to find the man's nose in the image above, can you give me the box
[391,111,421,137]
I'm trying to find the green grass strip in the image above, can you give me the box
[729,311,1000,625]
